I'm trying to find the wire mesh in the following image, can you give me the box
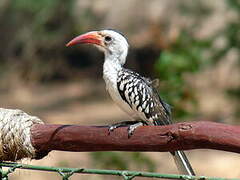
[0,162,238,180]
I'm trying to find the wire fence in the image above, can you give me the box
[0,162,238,180]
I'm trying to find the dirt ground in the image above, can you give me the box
[1,81,240,179]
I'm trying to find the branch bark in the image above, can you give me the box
[31,121,240,159]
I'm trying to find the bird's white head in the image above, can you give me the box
[66,29,129,65]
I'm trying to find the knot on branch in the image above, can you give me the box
[179,123,193,131]
[0,108,44,161]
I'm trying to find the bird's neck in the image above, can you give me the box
[103,56,123,74]
[103,56,123,87]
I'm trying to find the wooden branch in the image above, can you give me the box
[31,121,240,159]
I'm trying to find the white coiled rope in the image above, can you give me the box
[0,108,44,161]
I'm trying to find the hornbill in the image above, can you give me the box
[66,29,195,176]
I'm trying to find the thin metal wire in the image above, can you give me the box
[0,163,22,180]
[57,168,84,180]
[0,162,239,180]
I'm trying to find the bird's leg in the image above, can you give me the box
[108,121,138,133]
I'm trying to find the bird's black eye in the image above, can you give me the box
[104,36,112,42]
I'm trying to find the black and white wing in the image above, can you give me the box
[117,68,172,126]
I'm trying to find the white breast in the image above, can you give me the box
[103,60,136,119]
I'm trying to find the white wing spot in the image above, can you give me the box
[135,100,140,106]
[150,102,154,108]
[124,90,130,101]
[134,87,138,94]
[142,93,146,101]
[136,95,139,101]
[142,101,147,109]
[138,106,142,112]
[130,92,135,102]
[119,82,125,91]
[145,105,149,114]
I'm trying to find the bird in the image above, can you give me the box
[66,29,195,176]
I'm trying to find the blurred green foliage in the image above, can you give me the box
[155,0,240,120]
[224,0,240,118]
[0,0,76,82]
[91,152,156,172]
[155,33,212,119]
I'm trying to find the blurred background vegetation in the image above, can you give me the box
[0,0,239,179]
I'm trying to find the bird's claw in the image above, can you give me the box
[127,122,143,138]
[108,125,118,133]
[127,125,136,138]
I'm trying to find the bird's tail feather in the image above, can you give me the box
[171,150,195,176]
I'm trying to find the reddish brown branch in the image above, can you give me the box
[31,121,240,159]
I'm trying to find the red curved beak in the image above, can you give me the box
[66,31,102,47]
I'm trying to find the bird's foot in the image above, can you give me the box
[108,121,136,134]
[109,121,147,138]
[108,124,122,132]
[127,122,144,138]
